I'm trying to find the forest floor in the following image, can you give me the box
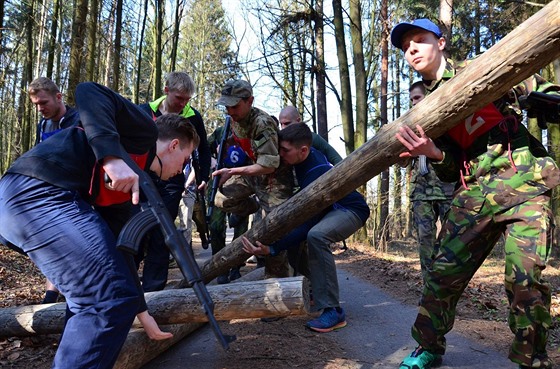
[1,240,560,368]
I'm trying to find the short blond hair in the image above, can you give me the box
[165,72,195,96]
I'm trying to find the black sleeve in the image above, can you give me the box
[75,82,157,159]
[189,108,211,182]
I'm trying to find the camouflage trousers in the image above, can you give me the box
[214,168,294,277]
[412,199,452,278]
[214,167,294,216]
[209,205,248,256]
[413,192,553,368]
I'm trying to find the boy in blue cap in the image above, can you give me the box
[391,18,560,369]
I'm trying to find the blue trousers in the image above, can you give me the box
[0,174,140,369]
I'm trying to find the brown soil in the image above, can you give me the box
[1,241,560,368]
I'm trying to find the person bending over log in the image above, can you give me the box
[0,82,200,369]
[241,123,369,333]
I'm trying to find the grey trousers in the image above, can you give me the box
[307,208,363,311]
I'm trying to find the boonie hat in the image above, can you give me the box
[217,80,253,107]
[390,18,443,50]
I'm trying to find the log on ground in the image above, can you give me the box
[0,276,310,337]
[114,323,203,369]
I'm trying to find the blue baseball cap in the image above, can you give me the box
[390,18,443,50]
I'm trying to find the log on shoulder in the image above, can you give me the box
[198,0,560,283]
[0,276,310,337]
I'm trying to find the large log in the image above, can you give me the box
[199,1,560,283]
[114,266,270,369]
[0,276,309,337]
[114,324,203,369]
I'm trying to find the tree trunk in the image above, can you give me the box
[20,0,34,153]
[34,0,47,78]
[378,0,389,244]
[314,0,328,140]
[153,0,164,98]
[169,0,183,72]
[350,0,367,149]
[332,0,354,155]
[112,0,123,90]
[197,1,560,284]
[66,0,88,105]
[439,0,453,42]
[46,0,61,80]
[0,277,309,337]
[134,0,149,104]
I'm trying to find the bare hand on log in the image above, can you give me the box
[396,124,443,161]
[136,311,174,340]
[241,236,271,255]
[212,167,233,187]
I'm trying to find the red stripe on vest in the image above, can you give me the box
[447,103,504,149]
[231,131,256,162]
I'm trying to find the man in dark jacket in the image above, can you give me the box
[0,82,199,369]
[137,71,211,291]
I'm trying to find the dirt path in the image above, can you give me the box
[2,238,559,368]
[140,265,518,369]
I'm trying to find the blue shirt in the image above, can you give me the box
[270,148,369,254]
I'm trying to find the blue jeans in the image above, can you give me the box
[0,174,140,369]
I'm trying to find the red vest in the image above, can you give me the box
[447,103,505,149]
[92,152,149,206]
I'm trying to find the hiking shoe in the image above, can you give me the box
[305,307,347,333]
[518,354,553,369]
[217,274,229,284]
[229,267,242,281]
[399,346,442,369]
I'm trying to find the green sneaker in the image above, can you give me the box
[399,346,442,369]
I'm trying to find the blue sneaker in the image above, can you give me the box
[399,346,442,369]
[306,307,347,332]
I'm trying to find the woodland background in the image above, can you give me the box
[0,0,558,250]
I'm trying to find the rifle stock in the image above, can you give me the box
[206,115,232,223]
[114,148,234,350]
[519,91,560,128]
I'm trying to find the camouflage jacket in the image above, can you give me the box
[233,107,281,169]
[410,157,455,202]
[428,59,560,213]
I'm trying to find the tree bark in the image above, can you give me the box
[332,0,354,154]
[114,324,203,369]
[153,0,164,98]
[46,0,61,80]
[0,277,309,337]
[314,0,328,140]
[198,1,560,283]
[112,0,123,90]
[66,0,88,105]
[378,0,389,244]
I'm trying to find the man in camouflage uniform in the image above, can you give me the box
[213,80,294,276]
[207,125,250,283]
[392,18,560,369]
[408,81,455,279]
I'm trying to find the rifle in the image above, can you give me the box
[191,150,211,247]
[110,148,235,350]
[519,91,560,129]
[206,115,232,224]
